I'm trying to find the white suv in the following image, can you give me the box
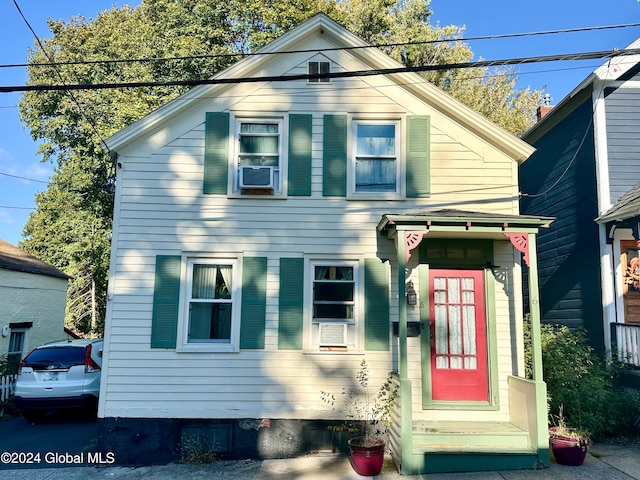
[13,338,103,422]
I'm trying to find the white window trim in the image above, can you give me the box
[303,257,364,354]
[8,328,28,361]
[177,255,242,353]
[229,116,288,198]
[347,117,404,200]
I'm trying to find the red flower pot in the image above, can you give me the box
[348,437,385,476]
[549,428,588,466]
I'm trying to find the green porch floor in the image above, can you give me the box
[397,420,544,474]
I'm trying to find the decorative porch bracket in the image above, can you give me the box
[395,230,429,263]
[504,233,530,267]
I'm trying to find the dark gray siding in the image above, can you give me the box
[605,87,640,204]
[520,98,604,350]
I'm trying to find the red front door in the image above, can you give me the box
[430,269,488,402]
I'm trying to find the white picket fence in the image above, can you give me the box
[0,374,16,416]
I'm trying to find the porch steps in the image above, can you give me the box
[399,421,539,474]
[412,420,533,452]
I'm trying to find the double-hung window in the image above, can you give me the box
[310,261,359,350]
[353,120,400,194]
[185,259,237,349]
[236,119,282,193]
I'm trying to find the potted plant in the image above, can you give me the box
[549,405,591,466]
[321,360,398,476]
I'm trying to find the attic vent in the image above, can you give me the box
[308,61,330,83]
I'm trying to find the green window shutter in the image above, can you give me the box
[151,255,181,348]
[204,112,229,194]
[406,115,430,198]
[323,114,347,196]
[364,258,390,351]
[240,257,267,349]
[278,258,304,349]
[288,114,312,196]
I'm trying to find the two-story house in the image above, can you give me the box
[520,39,640,372]
[99,14,552,474]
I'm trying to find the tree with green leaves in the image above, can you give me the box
[18,0,543,336]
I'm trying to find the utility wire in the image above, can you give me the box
[2,22,639,70]
[0,171,48,183]
[2,48,639,93]
[11,0,111,154]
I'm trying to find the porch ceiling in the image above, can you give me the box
[377,208,554,239]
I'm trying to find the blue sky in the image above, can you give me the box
[0,0,639,247]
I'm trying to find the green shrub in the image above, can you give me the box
[524,316,639,440]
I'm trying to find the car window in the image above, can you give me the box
[22,347,86,370]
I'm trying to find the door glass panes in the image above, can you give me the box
[433,276,478,370]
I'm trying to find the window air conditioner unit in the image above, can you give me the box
[319,323,348,347]
[240,166,273,189]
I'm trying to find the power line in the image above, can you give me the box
[2,22,638,70]
[0,205,34,210]
[0,171,48,184]
[11,0,111,154]
[1,47,638,93]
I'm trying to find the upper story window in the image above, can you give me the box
[184,258,239,351]
[308,61,330,83]
[353,120,400,195]
[235,119,283,193]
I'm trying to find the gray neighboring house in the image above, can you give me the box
[0,239,71,373]
[519,39,640,370]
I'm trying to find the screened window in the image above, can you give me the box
[354,121,399,193]
[310,262,359,349]
[236,120,282,192]
[308,61,330,83]
[186,261,235,344]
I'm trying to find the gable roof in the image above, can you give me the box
[0,239,70,280]
[524,37,640,140]
[105,13,534,163]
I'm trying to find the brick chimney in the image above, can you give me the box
[536,93,553,122]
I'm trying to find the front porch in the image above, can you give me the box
[378,210,552,475]
[388,375,547,474]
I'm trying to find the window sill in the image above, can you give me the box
[303,348,363,355]
[177,344,239,353]
[240,188,274,195]
[347,192,405,201]
[228,192,288,200]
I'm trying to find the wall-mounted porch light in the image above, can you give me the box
[406,281,417,306]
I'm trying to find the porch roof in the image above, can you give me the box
[596,184,640,224]
[377,209,554,238]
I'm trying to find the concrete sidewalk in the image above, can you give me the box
[0,444,638,479]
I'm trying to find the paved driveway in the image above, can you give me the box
[0,411,98,470]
